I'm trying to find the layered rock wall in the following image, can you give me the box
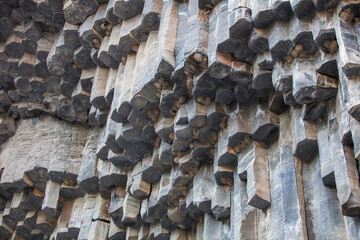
[0,0,359,239]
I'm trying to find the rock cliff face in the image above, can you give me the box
[0,0,360,239]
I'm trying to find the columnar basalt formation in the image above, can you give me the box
[0,0,360,239]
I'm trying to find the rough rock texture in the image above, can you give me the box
[0,0,360,239]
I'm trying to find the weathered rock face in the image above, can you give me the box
[0,0,360,239]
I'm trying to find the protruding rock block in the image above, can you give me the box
[109,219,126,240]
[34,58,49,79]
[115,55,136,122]
[77,129,100,193]
[158,171,174,206]
[290,0,315,19]
[105,67,117,105]
[192,71,218,101]
[252,52,274,89]
[98,36,119,68]
[213,146,234,187]
[141,152,163,184]
[72,80,91,112]
[172,5,188,84]
[98,159,127,193]
[0,214,13,239]
[90,67,110,110]
[292,58,317,104]
[159,140,174,166]
[208,2,233,79]
[93,4,112,38]
[315,50,338,79]
[109,187,126,226]
[74,46,96,69]
[206,102,227,133]
[149,221,170,239]
[230,61,252,84]
[179,153,199,177]
[273,62,292,93]
[62,23,80,50]
[291,106,318,161]
[36,211,56,234]
[5,34,24,59]
[117,15,141,55]
[46,32,73,76]
[9,192,28,221]
[330,120,360,216]
[78,15,101,49]
[63,0,98,25]
[338,66,360,122]
[238,141,271,209]
[250,99,279,144]
[191,165,216,214]
[110,64,126,122]
[227,105,251,149]
[60,79,75,98]
[335,14,360,78]
[147,182,168,222]
[233,42,256,64]
[0,91,12,113]
[18,53,35,78]
[107,24,122,63]
[129,37,156,110]
[155,116,174,144]
[129,163,151,200]
[248,28,269,55]
[88,220,110,240]
[250,0,276,29]
[105,118,123,154]
[312,13,337,53]
[211,185,230,220]
[127,107,148,130]
[41,180,60,217]
[0,16,13,42]
[234,83,255,103]
[113,0,145,20]
[215,86,235,106]
[268,22,293,62]
[271,0,293,21]
[302,101,326,121]
[188,97,207,129]
[106,0,121,26]
[228,0,252,41]
[269,89,288,115]
[184,0,209,75]
[317,119,335,187]
[316,72,338,100]
[290,17,318,57]
[215,130,237,167]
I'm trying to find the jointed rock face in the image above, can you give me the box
[0,0,359,239]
